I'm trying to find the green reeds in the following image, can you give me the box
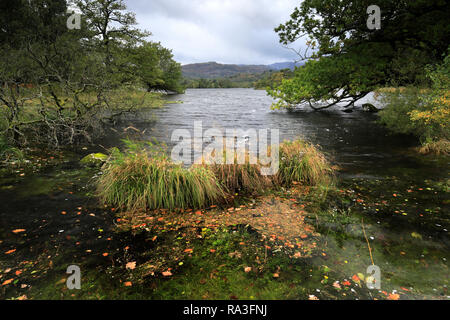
[276,139,333,187]
[97,138,334,212]
[97,151,225,211]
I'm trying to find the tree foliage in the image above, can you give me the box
[0,0,183,147]
[270,0,450,110]
[377,50,450,144]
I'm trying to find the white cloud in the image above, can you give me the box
[125,0,305,64]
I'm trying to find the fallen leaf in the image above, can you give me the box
[126,262,136,270]
[244,267,252,273]
[5,249,16,255]
[124,281,132,287]
[12,229,26,234]
[2,279,13,286]
[387,293,400,300]
[162,271,173,277]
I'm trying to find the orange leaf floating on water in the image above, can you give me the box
[151,236,157,241]
[124,281,132,287]
[387,293,400,300]
[102,252,109,257]
[126,262,136,270]
[184,248,193,253]
[352,274,360,282]
[12,229,26,234]
[61,211,67,215]
[5,249,16,255]
[2,279,14,286]
[401,287,410,292]
[162,271,172,277]
[15,270,22,276]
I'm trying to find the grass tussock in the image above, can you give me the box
[196,149,273,194]
[97,149,225,211]
[276,139,334,187]
[418,139,450,155]
[97,139,334,212]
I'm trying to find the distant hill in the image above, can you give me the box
[182,62,269,79]
[182,61,304,79]
[267,61,305,71]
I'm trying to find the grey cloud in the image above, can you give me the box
[126,0,305,65]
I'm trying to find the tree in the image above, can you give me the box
[0,0,183,147]
[269,0,450,110]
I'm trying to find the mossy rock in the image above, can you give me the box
[80,153,108,167]
[361,103,379,112]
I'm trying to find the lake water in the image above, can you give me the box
[0,88,448,299]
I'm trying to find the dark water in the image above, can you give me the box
[0,88,448,299]
[130,89,420,175]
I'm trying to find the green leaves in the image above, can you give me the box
[271,0,450,110]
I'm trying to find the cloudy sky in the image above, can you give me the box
[125,0,304,65]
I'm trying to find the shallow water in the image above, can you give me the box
[0,88,448,299]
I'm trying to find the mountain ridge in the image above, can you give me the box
[182,61,304,79]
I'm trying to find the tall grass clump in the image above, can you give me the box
[197,149,273,194]
[97,143,225,211]
[276,139,333,187]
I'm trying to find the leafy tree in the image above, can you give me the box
[378,50,450,145]
[270,0,450,110]
[0,0,183,147]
